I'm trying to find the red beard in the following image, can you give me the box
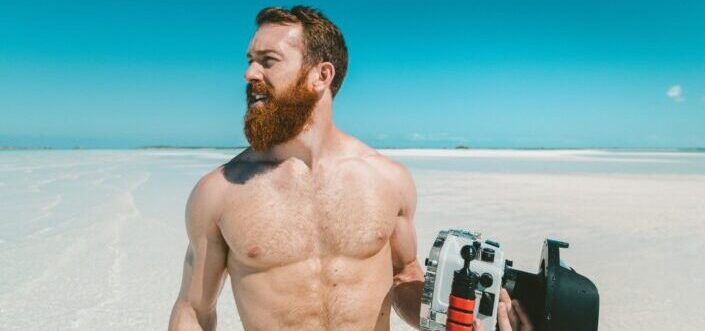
[244,70,318,152]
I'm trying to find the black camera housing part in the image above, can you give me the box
[502,239,600,331]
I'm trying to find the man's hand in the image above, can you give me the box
[474,288,533,331]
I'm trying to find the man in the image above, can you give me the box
[168,6,422,330]
[168,5,531,331]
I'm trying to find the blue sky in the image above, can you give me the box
[1,0,704,149]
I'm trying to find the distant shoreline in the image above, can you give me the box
[1,145,704,153]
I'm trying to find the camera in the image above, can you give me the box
[420,229,599,331]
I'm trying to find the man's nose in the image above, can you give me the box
[244,62,263,83]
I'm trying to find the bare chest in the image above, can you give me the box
[219,160,400,271]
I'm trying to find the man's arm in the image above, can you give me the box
[389,163,425,329]
[169,171,229,331]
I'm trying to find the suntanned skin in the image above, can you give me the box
[168,22,425,331]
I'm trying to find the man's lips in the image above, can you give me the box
[247,93,269,106]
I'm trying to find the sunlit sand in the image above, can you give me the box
[1,149,703,330]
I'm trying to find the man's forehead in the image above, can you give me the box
[247,23,303,57]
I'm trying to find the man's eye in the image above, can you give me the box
[262,57,276,68]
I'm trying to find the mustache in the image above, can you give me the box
[246,81,274,105]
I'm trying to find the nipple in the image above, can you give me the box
[376,230,386,241]
[247,245,260,258]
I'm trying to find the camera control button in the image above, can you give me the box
[481,248,495,262]
[479,273,494,288]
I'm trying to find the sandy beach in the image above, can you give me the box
[1,149,704,330]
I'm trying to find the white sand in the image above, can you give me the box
[1,149,704,330]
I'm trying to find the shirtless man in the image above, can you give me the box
[168,6,424,331]
[168,5,532,331]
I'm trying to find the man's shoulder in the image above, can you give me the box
[194,166,228,194]
[362,154,412,182]
[340,137,414,185]
[188,166,229,212]
[188,149,256,210]
[339,140,417,216]
[183,166,230,234]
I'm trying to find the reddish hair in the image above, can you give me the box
[256,6,348,97]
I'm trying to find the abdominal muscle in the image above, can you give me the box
[227,244,395,331]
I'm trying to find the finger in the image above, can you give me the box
[508,308,519,330]
[499,289,512,308]
[513,301,534,330]
[497,302,513,331]
[500,289,518,329]
[473,319,485,331]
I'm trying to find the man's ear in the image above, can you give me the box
[312,62,335,94]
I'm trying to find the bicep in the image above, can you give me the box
[389,165,422,280]
[175,175,229,312]
[390,216,417,272]
[387,164,425,328]
[177,235,228,312]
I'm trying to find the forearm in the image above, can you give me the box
[391,261,425,329]
[392,280,424,328]
[169,301,217,331]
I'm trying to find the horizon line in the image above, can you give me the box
[2,145,705,152]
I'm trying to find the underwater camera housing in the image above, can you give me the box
[420,229,599,331]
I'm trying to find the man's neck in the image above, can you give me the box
[268,99,341,168]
